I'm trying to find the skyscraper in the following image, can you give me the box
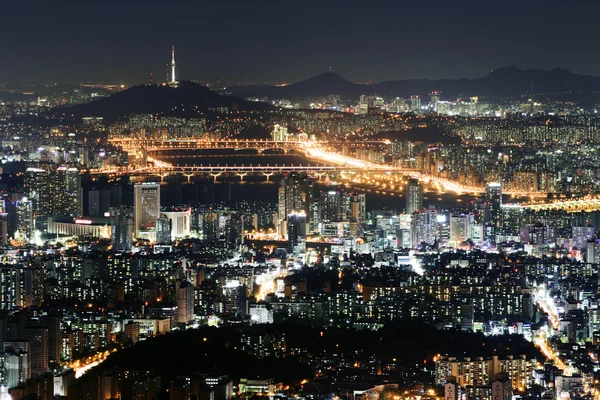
[23,326,48,378]
[39,316,61,364]
[110,206,134,252]
[411,209,437,247]
[485,182,502,241]
[278,175,312,231]
[55,167,83,218]
[449,213,469,246]
[3,341,30,389]
[161,210,192,239]
[406,179,423,214]
[318,190,343,224]
[287,212,307,254]
[177,280,194,325]
[24,166,53,231]
[24,164,82,230]
[155,215,172,245]
[134,183,161,239]
[348,193,366,223]
[88,189,111,217]
[16,198,33,242]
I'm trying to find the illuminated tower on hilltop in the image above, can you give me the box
[170,45,177,85]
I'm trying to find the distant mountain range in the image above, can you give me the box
[52,81,274,121]
[228,66,600,104]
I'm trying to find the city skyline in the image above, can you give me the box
[1,2,600,399]
[2,0,600,84]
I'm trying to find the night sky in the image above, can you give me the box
[2,0,599,84]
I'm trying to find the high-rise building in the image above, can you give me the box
[55,167,82,218]
[587,240,599,264]
[410,95,421,112]
[318,190,343,224]
[278,175,312,231]
[411,209,437,247]
[155,215,172,245]
[224,213,244,249]
[177,280,194,325]
[271,124,288,141]
[134,183,161,239]
[0,212,8,246]
[161,210,191,240]
[23,326,48,378]
[572,225,595,251]
[287,212,307,254]
[429,91,441,110]
[0,267,22,310]
[88,189,111,217]
[24,164,82,231]
[485,182,502,241]
[219,281,247,318]
[348,193,366,223]
[449,214,469,246]
[16,198,34,242]
[3,341,30,389]
[406,179,423,214]
[24,167,53,231]
[501,204,524,235]
[110,206,134,252]
[39,316,61,364]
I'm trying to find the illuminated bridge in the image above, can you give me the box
[108,138,391,153]
[523,197,600,212]
[92,164,360,182]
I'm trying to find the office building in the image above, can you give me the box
[348,193,367,223]
[23,326,48,378]
[155,215,172,245]
[88,189,111,217]
[134,183,161,239]
[287,212,307,254]
[501,204,524,235]
[219,282,247,318]
[55,166,82,218]
[278,175,312,231]
[485,183,502,241]
[24,167,54,231]
[161,209,191,239]
[406,179,423,214]
[411,209,437,247]
[16,198,34,242]
[318,190,343,223]
[450,214,470,246]
[177,280,194,325]
[3,341,30,389]
[110,206,134,252]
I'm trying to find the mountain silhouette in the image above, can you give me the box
[228,66,600,104]
[52,81,275,121]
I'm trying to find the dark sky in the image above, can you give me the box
[2,0,600,85]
